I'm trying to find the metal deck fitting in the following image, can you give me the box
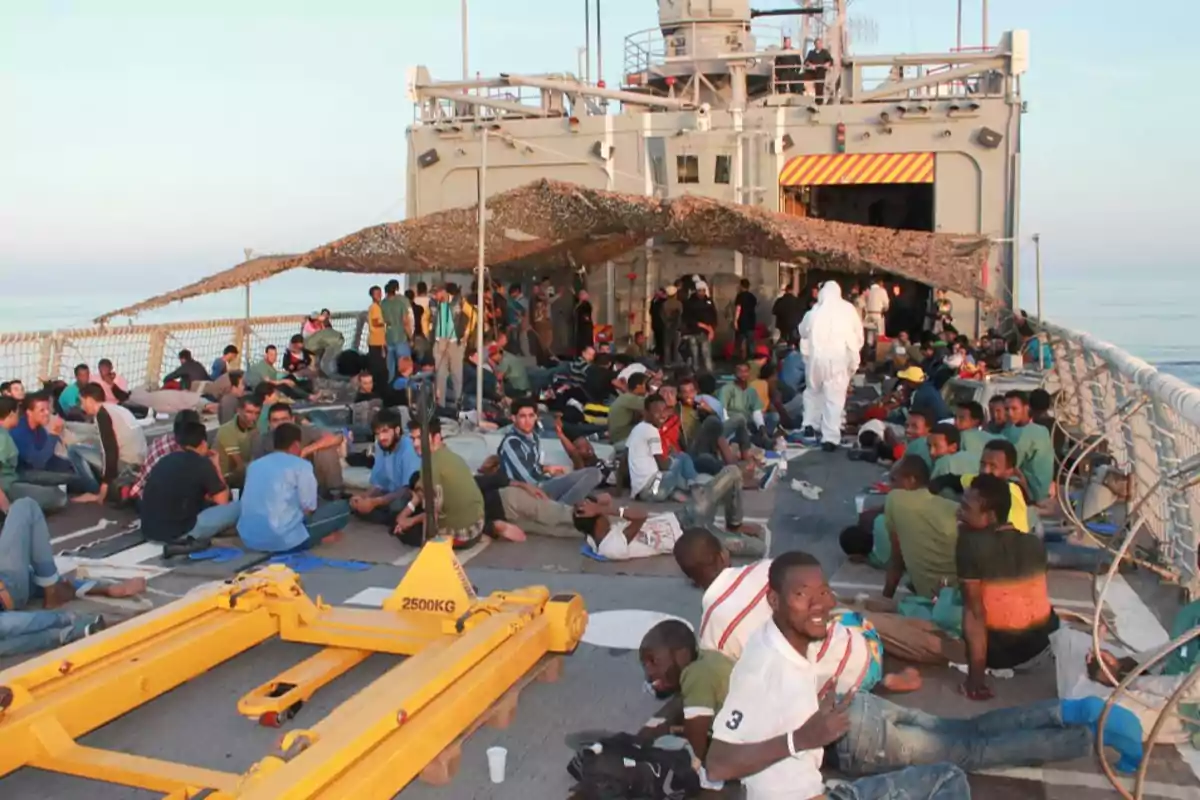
[0,539,587,799]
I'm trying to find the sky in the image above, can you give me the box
[2,0,1198,331]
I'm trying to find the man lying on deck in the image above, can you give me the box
[0,499,144,656]
[570,468,764,561]
[697,552,1143,796]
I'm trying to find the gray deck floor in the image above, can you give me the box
[1,448,1197,799]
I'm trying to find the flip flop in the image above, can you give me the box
[580,544,609,562]
[188,546,244,564]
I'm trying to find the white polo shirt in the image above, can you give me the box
[711,621,826,800]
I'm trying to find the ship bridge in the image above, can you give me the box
[405,0,1028,343]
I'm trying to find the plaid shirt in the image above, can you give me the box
[131,435,181,498]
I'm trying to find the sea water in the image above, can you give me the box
[0,266,1195,387]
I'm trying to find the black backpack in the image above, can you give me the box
[567,733,701,800]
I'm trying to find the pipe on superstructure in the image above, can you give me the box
[476,128,487,421]
[500,73,696,109]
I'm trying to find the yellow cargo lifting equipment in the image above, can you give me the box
[0,538,587,799]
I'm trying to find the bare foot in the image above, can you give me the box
[881,667,923,693]
[43,580,77,609]
[71,493,101,504]
[321,531,346,546]
[94,577,147,598]
[493,521,527,542]
[592,492,613,506]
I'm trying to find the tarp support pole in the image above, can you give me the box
[476,128,488,418]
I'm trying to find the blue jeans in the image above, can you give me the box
[387,341,412,382]
[18,445,101,495]
[0,609,91,657]
[186,502,242,541]
[5,481,69,513]
[541,467,604,505]
[829,764,969,800]
[282,500,352,552]
[1044,540,1109,571]
[0,498,61,609]
[637,453,699,501]
[836,694,1093,775]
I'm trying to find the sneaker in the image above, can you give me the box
[802,426,816,439]
[822,442,838,453]
[758,463,780,491]
[163,538,209,558]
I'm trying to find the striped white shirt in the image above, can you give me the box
[699,560,878,695]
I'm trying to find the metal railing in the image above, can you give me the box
[1042,320,1200,596]
[622,20,788,79]
[0,312,368,390]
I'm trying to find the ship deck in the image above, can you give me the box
[2,440,1199,799]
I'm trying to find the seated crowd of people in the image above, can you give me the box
[0,274,1194,800]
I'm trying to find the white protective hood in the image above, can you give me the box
[797,281,865,367]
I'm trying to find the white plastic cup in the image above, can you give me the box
[486,746,507,783]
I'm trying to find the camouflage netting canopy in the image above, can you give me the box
[96,179,992,322]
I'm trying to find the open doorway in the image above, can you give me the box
[784,182,935,338]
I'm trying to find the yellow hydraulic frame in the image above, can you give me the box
[0,539,587,799]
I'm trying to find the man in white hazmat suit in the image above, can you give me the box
[797,281,864,451]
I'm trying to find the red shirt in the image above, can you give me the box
[660,413,682,455]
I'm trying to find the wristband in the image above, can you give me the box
[786,729,799,758]
[406,501,416,512]
[618,506,626,520]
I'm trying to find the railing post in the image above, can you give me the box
[145,329,168,389]
[38,335,60,383]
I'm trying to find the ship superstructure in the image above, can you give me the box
[405,0,1028,339]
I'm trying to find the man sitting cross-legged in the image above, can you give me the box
[0,499,143,656]
[251,402,345,498]
[498,398,603,505]
[571,468,764,561]
[140,419,241,557]
[349,410,420,526]
[702,552,1143,797]
[237,423,351,553]
[403,417,486,550]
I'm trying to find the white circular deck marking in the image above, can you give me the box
[581,610,693,650]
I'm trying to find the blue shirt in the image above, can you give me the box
[779,351,805,391]
[698,394,725,420]
[58,383,83,410]
[369,436,420,494]
[210,358,229,380]
[11,418,63,471]
[911,381,952,422]
[507,296,526,327]
[238,452,318,552]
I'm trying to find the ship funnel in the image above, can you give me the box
[657,0,754,61]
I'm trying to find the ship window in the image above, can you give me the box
[714,155,732,184]
[676,155,699,184]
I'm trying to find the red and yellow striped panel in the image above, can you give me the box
[778,152,934,186]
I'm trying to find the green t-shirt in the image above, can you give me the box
[380,294,411,345]
[0,427,19,493]
[679,650,735,718]
[215,418,255,481]
[931,449,981,480]
[904,436,933,469]
[716,383,763,423]
[608,392,647,444]
[246,360,285,388]
[431,447,485,531]
[883,488,960,598]
[1163,599,1200,677]
[960,427,1002,455]
[496,352,531,394]
[1013,423,1055,502]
